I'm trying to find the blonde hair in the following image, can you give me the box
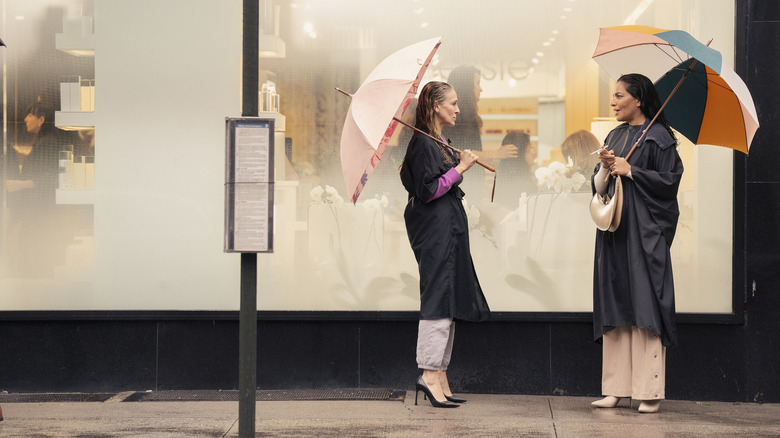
[561,130,600,171]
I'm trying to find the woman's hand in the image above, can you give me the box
[609,157,631,177]
[598,148,615,168]
[494,143,519,160]
[455,149,479,174]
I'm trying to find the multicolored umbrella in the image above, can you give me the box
[338,36,441,204]
[593,25,759,154]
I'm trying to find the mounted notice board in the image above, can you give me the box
[224,117,275,253]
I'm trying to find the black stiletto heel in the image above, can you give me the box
[415,376,459,408]
[445,394,467,403]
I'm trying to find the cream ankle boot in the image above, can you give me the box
[591,396,621,408]
[638,399,661,413]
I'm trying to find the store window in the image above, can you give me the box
[1,0,737,315]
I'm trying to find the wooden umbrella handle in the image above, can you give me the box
[392,117,496,172]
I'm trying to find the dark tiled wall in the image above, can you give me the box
[740,0,780,404]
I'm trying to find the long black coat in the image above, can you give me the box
[592,121,683,347]
[400,132,490,322]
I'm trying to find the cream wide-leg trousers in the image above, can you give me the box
[416,318,455,371]
[602,326,666,400]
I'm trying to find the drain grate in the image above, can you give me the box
[126,388,404,402]
[0,393,115,403]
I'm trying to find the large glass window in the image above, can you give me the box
[1,0,736,314]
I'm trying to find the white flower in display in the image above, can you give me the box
[310,185,324,202]
[361,198,382,211]
[535,161,589,194]
[570,172,587,191]
[310,185,345,204]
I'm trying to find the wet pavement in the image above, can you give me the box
[0,392,778,437]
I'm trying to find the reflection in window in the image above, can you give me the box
[1,0,735,314]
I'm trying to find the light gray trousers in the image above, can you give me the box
[416,318,455,370]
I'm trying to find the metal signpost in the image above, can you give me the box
[224,116,274,437]
[224,2,270,436]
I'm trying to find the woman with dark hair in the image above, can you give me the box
[400,81,490,408]
[590,73,683,414]
[494,131,537,207]
[442,65,518,161]
[5,101,63,277]
[442,66,482,151]
[442,66,518,204]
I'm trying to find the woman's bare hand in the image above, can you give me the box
[609,157,631,176]
[456,149,479,174]
[495,143,519,159]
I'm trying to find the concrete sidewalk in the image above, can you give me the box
[0,393,779,437]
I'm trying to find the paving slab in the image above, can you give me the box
[0,393,778,437]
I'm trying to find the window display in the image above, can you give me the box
[0,0,737,315]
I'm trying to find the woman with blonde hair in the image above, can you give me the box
[561,129,600,174]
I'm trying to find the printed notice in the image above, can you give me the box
[225,117,274,252]
[232,183,270,252]
[234,123,271,183]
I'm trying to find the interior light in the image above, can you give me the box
[259,35,286,58]
[259,0,286,58]
[624,0,654,25]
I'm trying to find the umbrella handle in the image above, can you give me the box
[392,117,496,172]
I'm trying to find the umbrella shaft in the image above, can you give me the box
[392,117,496,172]
[625,55,702,161]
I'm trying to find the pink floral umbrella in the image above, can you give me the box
[338,36,442,204]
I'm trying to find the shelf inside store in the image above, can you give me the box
[55,33,95,57]
[480,113,538,121]
[56,189,94,205]
[55,111,94,130]
[482,134,539,143]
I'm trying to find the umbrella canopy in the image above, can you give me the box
[340,36,441,204]
[593,25,759,154]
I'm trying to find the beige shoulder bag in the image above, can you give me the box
[589,175,623,232]
[590,128,643,232]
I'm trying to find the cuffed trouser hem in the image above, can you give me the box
[416,318,455,370]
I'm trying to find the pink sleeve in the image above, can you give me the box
[426,168,462,203]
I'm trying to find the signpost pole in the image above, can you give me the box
[239,1,259,437]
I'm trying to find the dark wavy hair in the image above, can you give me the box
[617,73,676,142]
[447,65,481,128]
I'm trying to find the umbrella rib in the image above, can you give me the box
[656,43,688,64]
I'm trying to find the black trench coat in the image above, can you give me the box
[400,132,491,322]
[592,121,683,347]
